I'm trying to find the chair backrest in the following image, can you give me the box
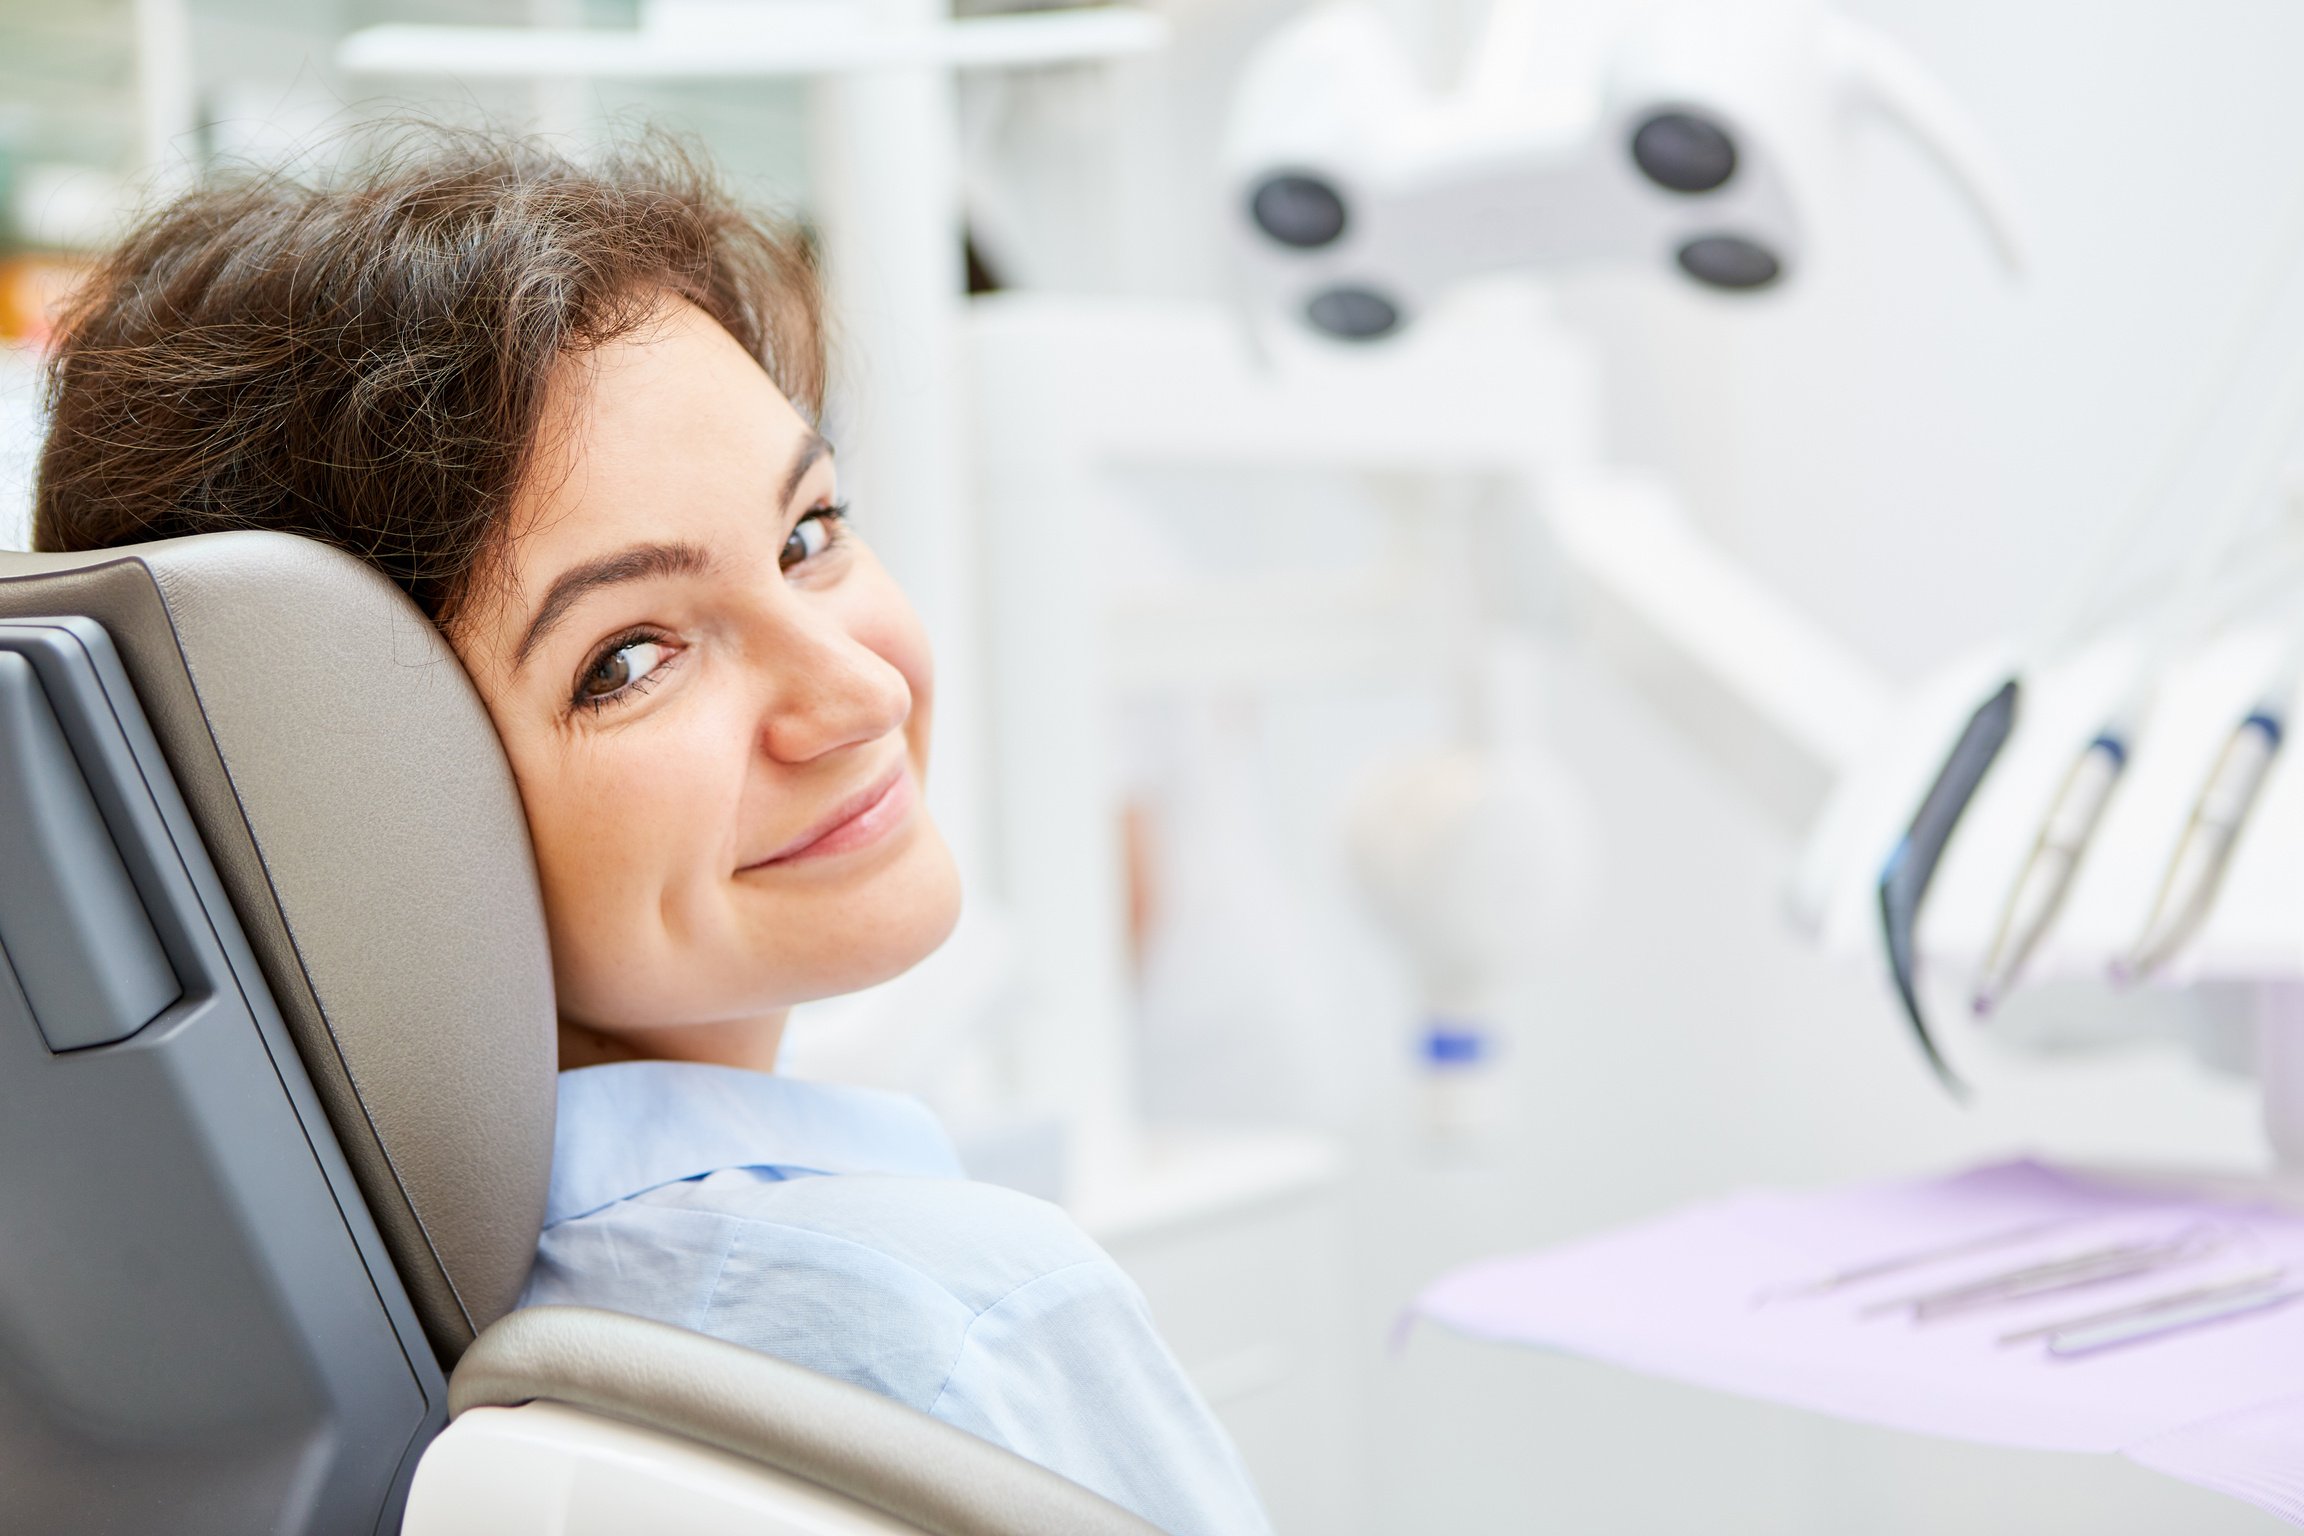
[0,532,559,1532]
[0,533,559,1363]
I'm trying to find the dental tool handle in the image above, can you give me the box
[1879,678,2020,1094]
[2123,711,2282,980]
[1973,733,2126,1014]
[2042,736,2128,848]
[2201,711,2283,828]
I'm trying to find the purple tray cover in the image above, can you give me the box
[1411,1160,2304,1524]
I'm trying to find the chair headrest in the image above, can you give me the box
[0,531,557,1364]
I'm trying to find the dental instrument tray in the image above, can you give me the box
[1412,1159,2304,1528]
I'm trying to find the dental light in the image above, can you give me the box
[1224,0,2028,339]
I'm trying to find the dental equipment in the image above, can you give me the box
[1891,159,2304,1040]
[1969,542,2304,1017]
[2045,1280,2304,1360]
[1345,635,1593,1148]
[1862,1229,2223,1321]
[1412,1159,2304,1524]
[2094,219,2304,987]
[2119,661,2301,982]
[1971,708,2137,1017]
[2089,211,2304,990]
[1972,530,2304,1021]
[1999,1268,2287,1346]
[1224,0,2027,339]
[1773,1217,2076,1299]
[1877,678,2018,1092]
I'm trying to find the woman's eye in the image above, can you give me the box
[780,506,845,571]
[576,637,673,708]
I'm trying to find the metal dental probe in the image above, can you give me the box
[1999,1268,2287,1345]
[1912,1244,2222,1322]
[1768,1218,2078,1300]
[1858,1239,2169,1317]
[2047,1283,2304,1359]
[1859,1231,2221,1320]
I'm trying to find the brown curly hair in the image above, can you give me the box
[32,127,824,624]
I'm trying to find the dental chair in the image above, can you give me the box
[0,532,1160,1536]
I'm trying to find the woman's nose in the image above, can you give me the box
[755,616,912,765]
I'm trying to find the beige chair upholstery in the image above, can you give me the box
[0,533,558,1363]
[453,1308,1166,1536]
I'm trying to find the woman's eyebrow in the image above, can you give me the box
[513,540,715,671]
[781,429,834,508]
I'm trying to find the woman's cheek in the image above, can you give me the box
[530,742,724,1021]
[526,740,680,940]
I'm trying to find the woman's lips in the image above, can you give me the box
[747,763,914,868]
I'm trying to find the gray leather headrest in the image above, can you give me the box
[0,532,557,1364]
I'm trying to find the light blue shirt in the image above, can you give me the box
[518,1061,1271,1536]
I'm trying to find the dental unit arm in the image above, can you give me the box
[1224,0,2028,339]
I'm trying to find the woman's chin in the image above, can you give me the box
[860,827,965,982]
[549,819,963,1030]
[764,820,963,1002]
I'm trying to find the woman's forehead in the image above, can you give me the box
[519,304,817,541]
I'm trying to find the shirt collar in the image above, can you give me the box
[545,1060,965,1226]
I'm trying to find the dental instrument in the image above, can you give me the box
[1861,1230,2221,1320]
[1912,1244,2221,1322]
[1772,1217,2076,1299]
[2077,176,2304,989]
[1415,1158,2304,1523]
[1972,709,2136,1017]
[2119,658,2301,982]
[2045,1281,2304,1360]
[1878,169,2304,1051]
[2095,224,2304,988]
[1999,1269,2287,1346]
[1877,678,2019,1092]
[1969,529,2304,1016]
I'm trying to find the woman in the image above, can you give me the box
[33,130,1268,1536]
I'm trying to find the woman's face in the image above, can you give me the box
[453,298,960,1061]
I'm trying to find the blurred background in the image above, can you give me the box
[7,0,2304,1529]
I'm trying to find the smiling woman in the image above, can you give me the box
[30,129,1269,1536]
[461,296,959,1075]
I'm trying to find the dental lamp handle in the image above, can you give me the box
[1827,16,2032,275]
